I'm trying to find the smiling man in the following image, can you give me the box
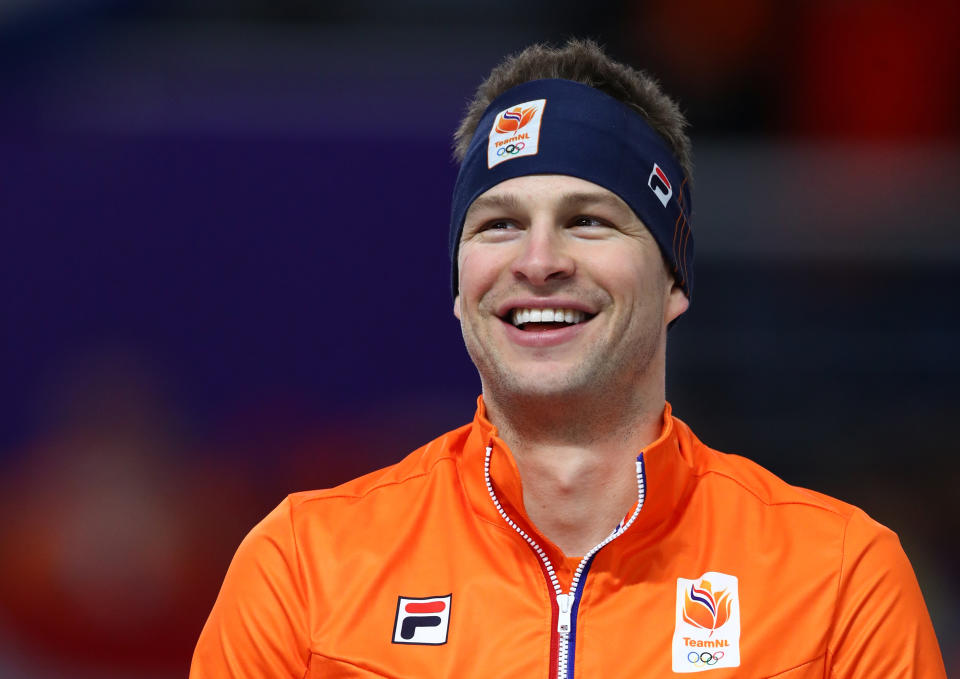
[453,174,687,561]
[191,41,946,678]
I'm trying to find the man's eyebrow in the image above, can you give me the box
[555,191,631,214]
[464,193,523,219]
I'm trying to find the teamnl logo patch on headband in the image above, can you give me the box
[487,99,546,168]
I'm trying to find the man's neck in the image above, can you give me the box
[482,389,665,558]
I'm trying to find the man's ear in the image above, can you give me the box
[664,279,689,325]
[453,295,461,320]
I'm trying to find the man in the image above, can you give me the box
[191,40,946,678]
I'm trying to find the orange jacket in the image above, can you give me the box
[191,399,946,678]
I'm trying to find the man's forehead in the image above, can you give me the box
[465,175,634,219]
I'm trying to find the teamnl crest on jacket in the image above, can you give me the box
[672,572,741,672]
[392,594,451,645]
[487,99,546,168]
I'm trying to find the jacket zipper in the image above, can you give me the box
[484,447,647,679]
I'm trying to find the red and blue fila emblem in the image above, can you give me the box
[392,594,451,645]
[648,162,673,207]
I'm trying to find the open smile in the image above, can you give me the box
[502,307,596,332]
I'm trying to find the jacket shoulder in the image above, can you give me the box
[286,422,472,507]
[676,417,858,520]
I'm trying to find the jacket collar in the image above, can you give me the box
[458,395,697,562]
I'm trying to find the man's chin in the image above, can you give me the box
[482,368,596,403]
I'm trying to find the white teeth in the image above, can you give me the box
[510,308,587,327]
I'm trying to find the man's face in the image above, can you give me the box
[454,175,688,403]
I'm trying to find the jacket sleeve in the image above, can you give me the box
[826,508,946,678]
[190,496,311,679]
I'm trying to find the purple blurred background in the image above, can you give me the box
[1,1,958,676]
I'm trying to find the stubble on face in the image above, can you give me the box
[456,257,670,440]
[454,175,681,441]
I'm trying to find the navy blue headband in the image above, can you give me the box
[449,78,693,297]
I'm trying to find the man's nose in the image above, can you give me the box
[510,224,575,286]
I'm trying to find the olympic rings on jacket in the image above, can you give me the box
[687,650,724,666]
[496,142,526,156]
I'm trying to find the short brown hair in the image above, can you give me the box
[453,39,693,183]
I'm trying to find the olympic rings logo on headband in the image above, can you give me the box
[687,651,724,666]
[496,142,526,156]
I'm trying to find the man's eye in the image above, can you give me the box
[474,220,519,235]
[571,216,608,228]
[463,219,513,240]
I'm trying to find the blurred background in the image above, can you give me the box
[1,0,957,676]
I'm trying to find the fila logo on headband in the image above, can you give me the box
[648,163,673,207]
[487,99,546,169]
